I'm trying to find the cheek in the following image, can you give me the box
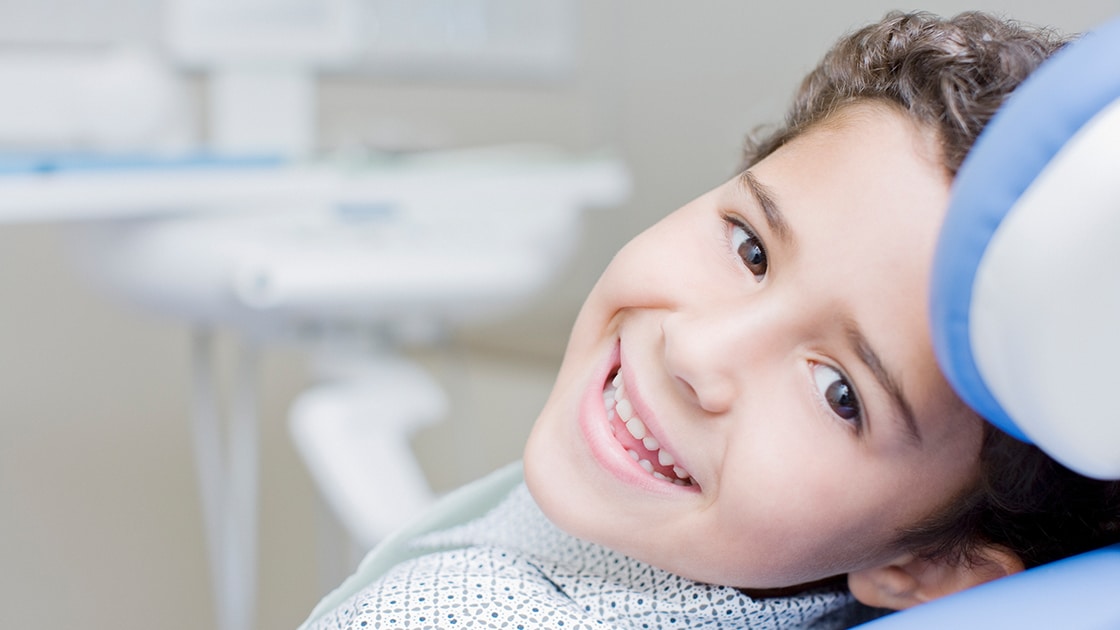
[912,426,984,512]
[715,424,964,580]
[715,422,868,560]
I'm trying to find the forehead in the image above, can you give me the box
[748,103,949,255]
[774,102,947,181]
[746,99,947,168]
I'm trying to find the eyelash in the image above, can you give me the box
[722,214,769,280]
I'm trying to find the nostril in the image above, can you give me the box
[662,314,737,415]
[673,375,700,406]
[692,379,737,415]
[664,347,735,415]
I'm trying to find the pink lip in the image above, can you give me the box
[578,339,698,494]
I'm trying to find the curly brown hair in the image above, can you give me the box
[744,11,1120,570]
[743,11,1068,176]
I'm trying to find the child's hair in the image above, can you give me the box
[743,10,1120,569]
[743,10,1067,175]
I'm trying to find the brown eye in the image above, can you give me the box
[729,221,768,280]
[813,364,862,424]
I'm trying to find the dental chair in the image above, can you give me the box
[300,14,1120,629]
[859,12,1120,629]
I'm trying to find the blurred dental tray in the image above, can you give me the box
[0,152,284,175]
[0,146,629,228]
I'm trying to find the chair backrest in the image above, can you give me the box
[929,13,1120,480]
[858,13,1120,629]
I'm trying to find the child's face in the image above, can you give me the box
[524,103,984,590]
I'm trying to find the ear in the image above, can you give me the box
[848,546,1025,610]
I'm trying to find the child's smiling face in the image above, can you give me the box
[524,103,984,590]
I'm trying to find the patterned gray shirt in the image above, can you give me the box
[311,483,876,629]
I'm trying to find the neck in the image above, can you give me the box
[737,574,848,599]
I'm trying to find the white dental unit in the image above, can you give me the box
[0,2,628,630]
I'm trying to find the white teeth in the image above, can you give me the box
[606,371,695,487]
[625,417,647,440]
[604,393,616,411]
[616,399,634,421]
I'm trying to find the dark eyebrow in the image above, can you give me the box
[844,320,922,446]
[738,170,792,245]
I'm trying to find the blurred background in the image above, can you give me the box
[0,1,1115,628]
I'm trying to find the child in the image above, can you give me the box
[304,11,1120,629]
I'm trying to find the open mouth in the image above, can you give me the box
[603,368,695,487]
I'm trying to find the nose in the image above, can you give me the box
[661,298,792,415]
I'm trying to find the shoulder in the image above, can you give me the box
[299,463,527,629]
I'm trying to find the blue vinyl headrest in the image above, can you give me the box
[931,14,1120,480]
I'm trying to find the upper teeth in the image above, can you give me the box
[604,371,693,486]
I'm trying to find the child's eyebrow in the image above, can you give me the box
[844,319,923,446]
[738,170,793,246]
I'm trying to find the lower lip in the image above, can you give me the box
[578,341,690,494]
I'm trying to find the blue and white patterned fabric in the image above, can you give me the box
[309,482,879,629]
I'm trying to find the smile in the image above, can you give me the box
[604,369,695,487]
